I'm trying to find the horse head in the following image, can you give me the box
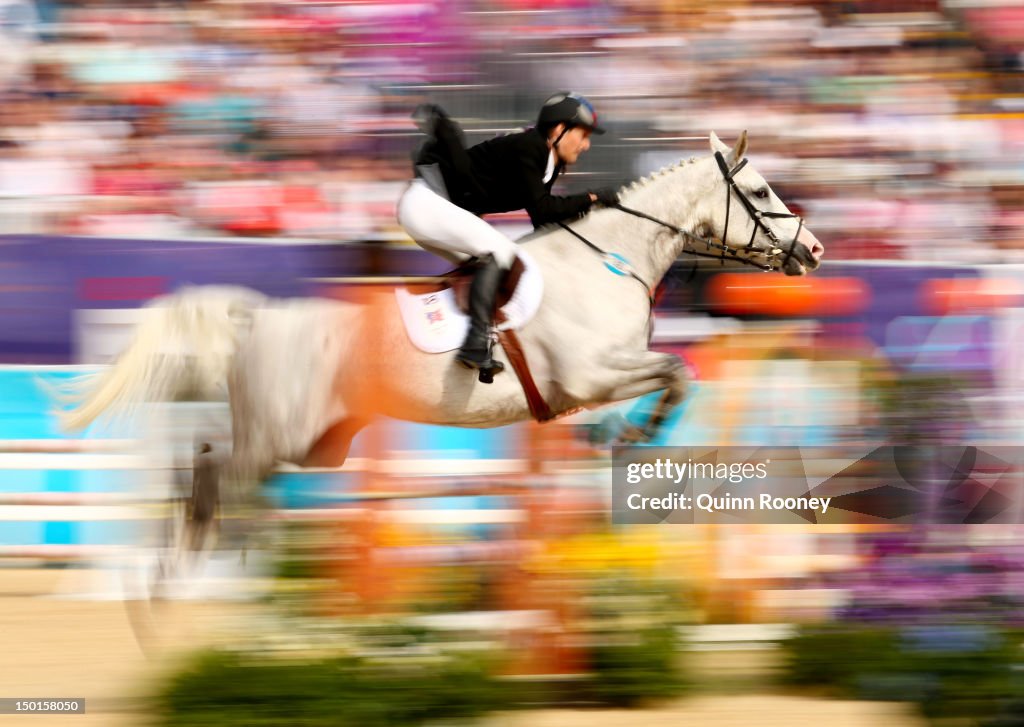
[699,131,824,276]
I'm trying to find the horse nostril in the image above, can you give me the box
[796,227,824,262]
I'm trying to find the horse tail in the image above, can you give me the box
[58,286,265,432]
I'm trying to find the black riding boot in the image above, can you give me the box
[456,255,506,380]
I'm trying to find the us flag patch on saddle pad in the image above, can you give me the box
[395,287,468,353]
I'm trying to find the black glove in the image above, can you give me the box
[591,187,620,207]
[412,103,448,136]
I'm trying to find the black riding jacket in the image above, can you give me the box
[415,114,594,228]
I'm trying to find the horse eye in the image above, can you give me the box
[755,188,769,200]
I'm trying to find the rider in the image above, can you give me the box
[397,92,619,381]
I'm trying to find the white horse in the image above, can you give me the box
[62,132,823,492]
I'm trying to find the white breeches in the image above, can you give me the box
[397,179,518,270]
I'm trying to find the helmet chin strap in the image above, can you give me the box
[546,127,569,170]
[551,124,571,149]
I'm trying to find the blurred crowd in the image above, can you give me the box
[0,0,1021,262]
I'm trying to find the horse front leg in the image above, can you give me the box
[592,349,691,442]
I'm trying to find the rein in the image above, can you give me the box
[556,221,656,308]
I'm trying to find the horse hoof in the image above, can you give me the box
[616,424,652,445]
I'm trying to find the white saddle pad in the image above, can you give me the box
[395,250,544,354]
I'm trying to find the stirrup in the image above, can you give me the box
[456,349,505,382]
[477,359,505,384]
[456,336,505,383]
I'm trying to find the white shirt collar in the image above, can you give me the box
[542,149,556,184]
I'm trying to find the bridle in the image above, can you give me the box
[711,150,803,272]
[558,151,807,307]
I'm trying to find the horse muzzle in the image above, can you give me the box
[782,226,824,276]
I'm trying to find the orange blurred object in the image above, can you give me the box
[110,83,209,106]
[922,278,1024,315]
[707,274,869,316]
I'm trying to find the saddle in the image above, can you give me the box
[447,255,527,316]
[394,251,553,416]
[394,251,542,355]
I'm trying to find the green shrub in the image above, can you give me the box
[580,575,688,706]
[782,625,1024,724]
[586,624,684,706]
[782,625,900,692]
[154,628,506,727]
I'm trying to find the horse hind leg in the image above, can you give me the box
[301,417,371,468]
[185,442,220,554]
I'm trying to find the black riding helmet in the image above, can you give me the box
[537,92,605,136]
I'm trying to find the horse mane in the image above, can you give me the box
[517,156,700,244]
[622,156,698,196]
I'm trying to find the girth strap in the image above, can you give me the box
[492,310,585,423]
[495,325,556,422]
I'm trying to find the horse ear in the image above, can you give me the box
[709,131,749,166]
[709,131,729,155]
[732,130,749,163]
